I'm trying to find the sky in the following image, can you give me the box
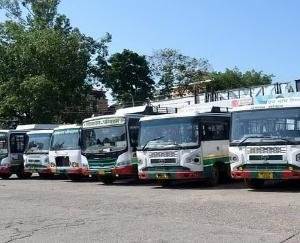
[1,0,300,82]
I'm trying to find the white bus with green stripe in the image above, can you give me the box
[49,125,87,180]
[230,98,300,188]
[137,106,231,186]
[80,106,156,184]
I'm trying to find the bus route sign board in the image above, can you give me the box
[83,117,125,128]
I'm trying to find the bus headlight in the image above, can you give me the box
[116,161,131,167]
[1,162,10,167]
[186,157,201,164]
[71,162,79,167]
[296,153,300,162]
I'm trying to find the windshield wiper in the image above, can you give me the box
[166,142,183,149]
[142,136,165,151]
[238,136,296,146]
[238,136,271,146]
[263,137,296,144]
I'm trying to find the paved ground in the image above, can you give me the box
[0,176,300,243]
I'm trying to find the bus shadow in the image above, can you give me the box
[95,179,159,187]
[247,181,300,193]
[96,179,246,190]
[151,180,246,190]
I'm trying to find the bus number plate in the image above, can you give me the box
[156,173,169,180]
[99,170,105,176]
[257,172,273,179]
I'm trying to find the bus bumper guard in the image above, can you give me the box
[139,171,203,180]
[231,169,300,180]
[0,165,11,174]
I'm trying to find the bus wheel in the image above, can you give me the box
[0,173,12,179]
[101,176,115,185]
[91,175,100,181]
[245,179,265,189]
[206,165,220,187]
[39,173,54,179]
[16,171,32,179]
[159,180,173,187]
[68,174,82,182]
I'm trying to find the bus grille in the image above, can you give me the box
[249,155,283,161]
[151,158,177,164]
[55,156,70,167]
[244,164,287,171]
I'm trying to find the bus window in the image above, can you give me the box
[201,117,229,141]
[10,134,26,153]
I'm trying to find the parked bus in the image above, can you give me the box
[230,98,300,188]
[23,129,56,178]
[80,107,146,184]
[76,105,171,183]
[137,106,231,186]
[0,124,57,179]
[49,125,85,180]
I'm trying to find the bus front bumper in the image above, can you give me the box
[139,171,203,180]
[98,165,136,178]
[231,169,300,180]
[24,166,52,174]
[67,167,90,176]
[0,165,11,174]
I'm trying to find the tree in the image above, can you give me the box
[0,0,111,124]
[149,48,210,98]
[208,68,273,91]
[104,49,155,106]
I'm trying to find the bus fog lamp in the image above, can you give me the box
[71,162,79,167]
[230,153,239,162]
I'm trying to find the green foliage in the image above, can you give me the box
[149,48,210,98]
[0,0,111,124]
[208,68,273,91]
[104,49,155,106]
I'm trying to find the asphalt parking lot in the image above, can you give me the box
[0,177,300,243]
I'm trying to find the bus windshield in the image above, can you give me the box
[25,133,52,154]
[231,108,300,144]
[0,132,8,155]
[139,117,199,150]
[82,126,127,153]
[50,129,80,151]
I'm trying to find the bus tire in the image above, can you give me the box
[68,174,82,181]
[0,173,12,179]
[101,176,115,185]
[159,180,173,187]
[39,173,54,179]
[16,171,32,179]
[245,179,265,189]
[91,175,100,181]
[206,165,220,187]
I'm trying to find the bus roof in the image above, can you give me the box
[0,130,9,133]
[53,124,81,130]
[140,111,230,122]
[114,105,148,116]
[16,124,59,131]
[83,113,142,124]
[27,130,54,135]
[233,98,300,112]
